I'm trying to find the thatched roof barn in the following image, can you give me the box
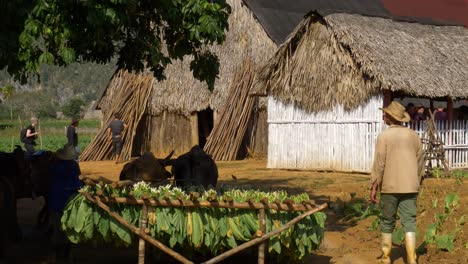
[249,0,468,171]
[89,0,277,160]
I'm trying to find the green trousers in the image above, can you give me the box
[380,193,418,233]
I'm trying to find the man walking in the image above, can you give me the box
[24,117,39,154]
[48,144,83,263]
[370,101,425,264]
[67,117,80,162]
[107,113,128,163]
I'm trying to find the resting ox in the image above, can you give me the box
[171,145,218,189]
[0,146,27,258]
[119,151,173,182]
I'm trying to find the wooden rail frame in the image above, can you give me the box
[80,191,327,264]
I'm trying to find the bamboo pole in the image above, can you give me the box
[138,203,148,264]
[79,175,113,185]
[80,71,154,162]
[257,208,265,264]
[111,180,134,189]
[38,119,43,149]
[91,195,316,212]
[83,194,194,264]
[201,203,328,264]
[204,59,258,160]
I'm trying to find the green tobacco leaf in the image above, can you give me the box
[313,212,326,228]
[65,194,82,229]
[459,215,466,226]
[435,234,455,252]
[98,213,110,241]
[444,193,459,212]
[392,226,405,245]
[368,217,380,231]
[74,200,91,233]
[424,223,437,243]
[83,210,94,240]
[270,238,282,254]
[110,217,132,246]
[191,210,204,247]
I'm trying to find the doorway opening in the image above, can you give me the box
[197,108,214,149]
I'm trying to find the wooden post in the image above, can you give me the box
[447,97,454,121]
[138,204,148,264]
[257,209,265,264]
[190,113,199,147]
[213,111,219,128]
[38,121,43,150]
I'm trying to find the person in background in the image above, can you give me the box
[413,106,426,122]
[48,144,83,263]
[66,117,80,161]
[25,117,39,154]
[405,103,416,119]
[458,105,468,120]
[370,101,424,264]
[434,107,448,121]
[107,113,128,163]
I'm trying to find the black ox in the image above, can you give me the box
[119,151,174,183]
[0,146,25,259]
[170,145,218,189]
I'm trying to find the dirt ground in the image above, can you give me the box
[6,160,467,263]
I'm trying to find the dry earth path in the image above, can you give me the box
[6,160,467,263]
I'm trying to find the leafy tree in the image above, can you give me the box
[0,0,231,90]
[62,97,85,118]
[0,84,16,119]
[0,84,16,102]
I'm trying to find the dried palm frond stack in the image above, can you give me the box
[204,59,257,160]
[80,70,154,162]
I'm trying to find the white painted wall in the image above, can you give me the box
[267,95,384,172]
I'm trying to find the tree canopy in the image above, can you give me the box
[0,0,231,89]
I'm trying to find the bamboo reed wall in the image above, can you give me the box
[267,95,384,172]
[267,95,468,172]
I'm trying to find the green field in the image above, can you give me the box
[0,119,100,152]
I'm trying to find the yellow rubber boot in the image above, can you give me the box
[380,233,392,264]
[405,232,417,264]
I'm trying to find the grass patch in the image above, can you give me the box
[0,134,95,152]
[0,118,99,152]
[0,118,100,130]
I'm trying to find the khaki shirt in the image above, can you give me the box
[370,125,425,193]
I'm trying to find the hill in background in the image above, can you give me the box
[0,61,115,119]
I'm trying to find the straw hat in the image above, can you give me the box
[56,144,76,160]
[379,101,411,123]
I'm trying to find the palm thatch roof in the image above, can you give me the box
[98,0,277,117]
[251,13,468,113]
